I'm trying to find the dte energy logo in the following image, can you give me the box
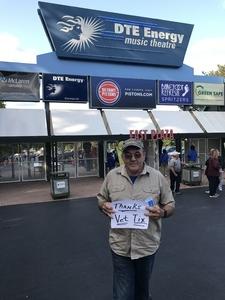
[57,15,103,52]
[97,80,121,105]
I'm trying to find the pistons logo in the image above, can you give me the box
[97,80,121,105]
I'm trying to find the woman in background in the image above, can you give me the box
[206,149,221,198]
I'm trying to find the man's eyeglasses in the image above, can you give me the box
[124,152,142,160]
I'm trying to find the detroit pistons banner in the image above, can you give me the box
[38,2,193,67]
[90,77,156,109]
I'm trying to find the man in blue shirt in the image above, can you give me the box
[187,145,198,163]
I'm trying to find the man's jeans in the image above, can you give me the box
[112,251,155,300]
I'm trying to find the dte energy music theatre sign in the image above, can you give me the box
[38,2,193,67]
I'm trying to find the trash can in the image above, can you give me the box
[182,164,202,185]
[50,172,70,199]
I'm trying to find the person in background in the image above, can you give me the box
[159,149,169,176]
[218,152,224,191]
[106,149,116,172]
[97,138,175,300]
[204,148,214,194]
[206,148,221,198]
[187,144,198,163]
[168,151,182,195]
[83,141,92,171]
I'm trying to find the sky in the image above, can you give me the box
[1,0,225,109]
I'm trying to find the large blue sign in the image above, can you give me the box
[38,2,193,67]
[158,80,193,105]
[90,77,156,109]
[42,73,88,102]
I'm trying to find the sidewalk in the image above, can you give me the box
[0,177,104,206]
[0,174,208,207]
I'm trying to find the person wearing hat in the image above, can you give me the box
[97,138,175,300]
[168,151,182,195]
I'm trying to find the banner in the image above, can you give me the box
[158,80,193,105]
[90,77,156,109]
[42,73,88,102]
[193,83,224,106]
[38,2,193,67]
[0,71,40,101]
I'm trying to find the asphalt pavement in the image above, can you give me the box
[0,187,225,300]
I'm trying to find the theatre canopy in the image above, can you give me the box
[0,109,47,138]
[51,109,108,136]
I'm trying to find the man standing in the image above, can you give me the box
[168,151,182,195]
[97,138,175,300]
[187,145,198,163]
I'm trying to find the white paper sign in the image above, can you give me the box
[56,181,66,189]
[192,171,199,177]
[111,199,149,229]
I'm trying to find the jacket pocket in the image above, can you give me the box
[142,187,160,201]
[110,184,126,201]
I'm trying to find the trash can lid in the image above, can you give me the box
[50,171,70,178]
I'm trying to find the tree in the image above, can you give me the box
[203,64,225,78]
[0,101,5,108]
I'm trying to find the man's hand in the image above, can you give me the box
[145,205,164,220]
[101,202,115,218]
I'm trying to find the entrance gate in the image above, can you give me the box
[56,141,99,178]
[0,143,46,183]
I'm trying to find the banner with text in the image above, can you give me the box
[0,71,40,102]
[38,2,193,67]
[158,80,193,105]
[42,73,88,102]
[90,77,156,109]
[193,83,224,106]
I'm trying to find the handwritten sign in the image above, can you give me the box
[111,199,150,229]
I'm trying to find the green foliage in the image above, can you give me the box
[162,139,175,148]
[0,101,6,108]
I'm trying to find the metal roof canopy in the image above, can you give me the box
[36,52,224,84]
[193,111,225,133]
[37,52,195,81]
[103,110,156,135]
[151,111,204,134]
[0,61,42,73]
[51,109,108,136]
[0,109,48,137]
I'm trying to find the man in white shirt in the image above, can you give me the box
[168,151,182,195]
